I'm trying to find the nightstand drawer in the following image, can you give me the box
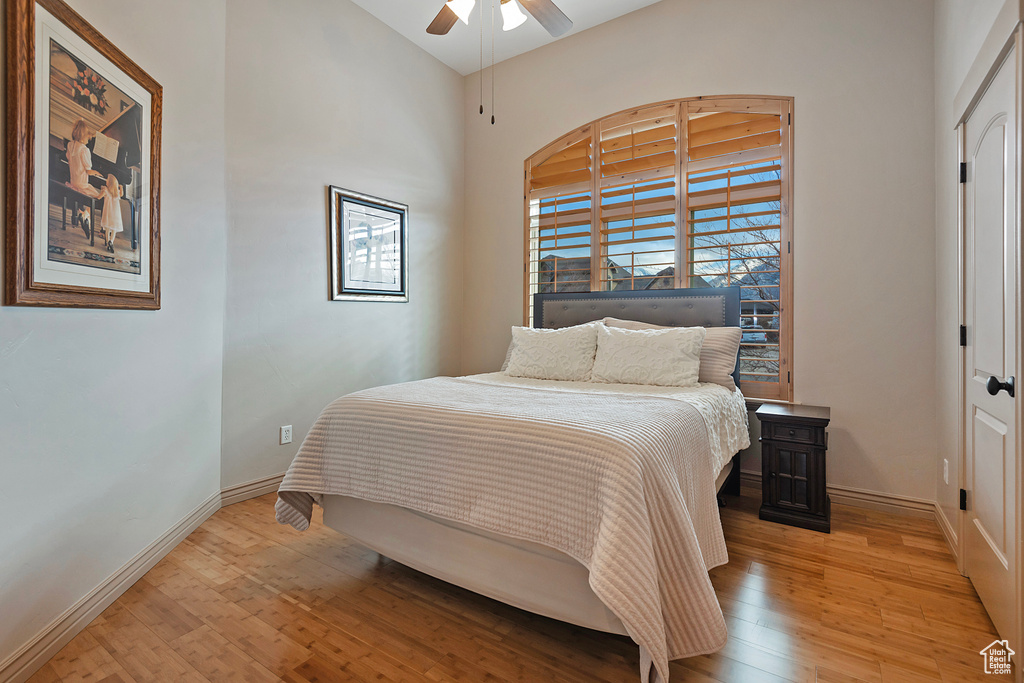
[763,421,825,446]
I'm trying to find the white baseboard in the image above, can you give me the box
[0,492,221,683]
[934,502,960,565]
[2,473,286,682]
[827,484,936,519]
[220,472,285,507]
[741,470,935,519]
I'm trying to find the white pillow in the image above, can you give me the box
[504,323,599,381]
[602,317,742,391]
[590,325,706,387]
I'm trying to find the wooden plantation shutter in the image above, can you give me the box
[524,97,793,401]
[524,127,594,324]
[683,99,792,400]
[598,104,678,291]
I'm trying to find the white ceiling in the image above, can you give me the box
[349,0,667,76]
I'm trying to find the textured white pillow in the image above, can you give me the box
[504,323,600,381]
[602,317,741,391]
[590,325,706,387]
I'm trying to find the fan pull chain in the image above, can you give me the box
[490,0,495,124]
[479,5,484,115]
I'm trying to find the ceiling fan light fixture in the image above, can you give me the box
[500,0,527,31]
[445,0,475,24]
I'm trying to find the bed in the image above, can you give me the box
[277,288,749,683]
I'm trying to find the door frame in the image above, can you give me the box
[956,19,1024,677]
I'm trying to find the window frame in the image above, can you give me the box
[523,96,794,402]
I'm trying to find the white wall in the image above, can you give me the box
[933,0,1006,534]
[219,0,465,489]
[0,0,227,666]
[461,0,938,498]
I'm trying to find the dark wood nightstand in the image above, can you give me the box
[756,403,831,533]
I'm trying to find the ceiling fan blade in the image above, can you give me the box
[427,4,458,35]
[519,0,572,37]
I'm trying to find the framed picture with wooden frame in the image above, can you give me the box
[5,0,162,309]
[327,186,409,302]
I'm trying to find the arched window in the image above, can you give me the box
[524,96,793,401]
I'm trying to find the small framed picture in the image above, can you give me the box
[5,0,162,309]
[328,186,408,302]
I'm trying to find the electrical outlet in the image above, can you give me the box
[943,459,949,485]
[280,425,292,445]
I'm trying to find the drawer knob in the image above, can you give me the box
[788,429,795,436]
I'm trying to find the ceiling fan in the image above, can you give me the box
[427,0,572,37]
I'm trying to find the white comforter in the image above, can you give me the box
[277,373,749,682]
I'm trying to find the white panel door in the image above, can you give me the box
[963,45,1019,653]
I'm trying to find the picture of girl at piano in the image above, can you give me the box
[98,173,123,253]
[44,40,145,277]
[66,119,103,199]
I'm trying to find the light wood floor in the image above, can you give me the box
[29,488,1012,682]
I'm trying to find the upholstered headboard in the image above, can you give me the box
[533,287,742,385]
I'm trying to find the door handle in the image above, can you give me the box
[986,375,1015,397]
